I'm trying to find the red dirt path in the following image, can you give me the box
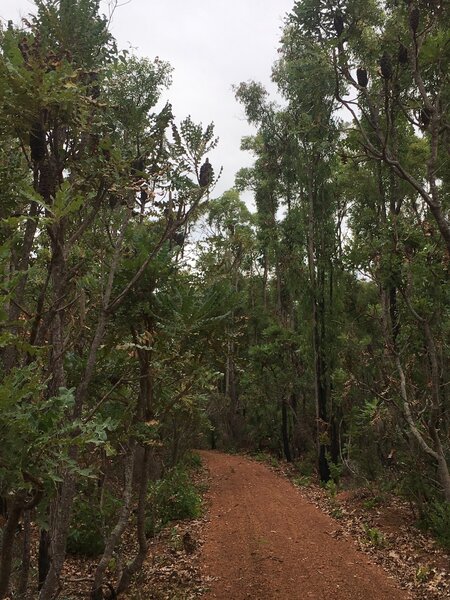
[199,451,410,600]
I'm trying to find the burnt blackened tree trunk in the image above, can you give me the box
[281,398,292,462]
[306,174,331,483]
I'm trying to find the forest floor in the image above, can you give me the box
[57,450,449,598]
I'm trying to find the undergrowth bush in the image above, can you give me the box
[182,451,202,471]
[67,499,105,556]
[294,452,316,477]
[145,465,202,537]
[420,500,450,551]
[66,490,120,556]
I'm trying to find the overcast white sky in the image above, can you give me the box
[1,0,295,207]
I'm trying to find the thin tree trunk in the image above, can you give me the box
[116,448,150,594]
[91,444,136,599]
[306,177,330,482]
[387,290,450,501]
[0,501,22,599]
[39,474,76,600]
[262,251,268,308]
[281,398,292,462]
[38,529,50,591]
[0,481,42,599]
[17,510,31,599]
[116,340,154,594]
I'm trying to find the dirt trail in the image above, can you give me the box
[199,451,410,600]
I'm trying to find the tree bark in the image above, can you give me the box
[116,448,150,594]
[91,444,136,599]
[38,529,50,591]
[17,510,31,599]
[39,474,76,600]
[306,175,330,482]
[281,398,292,462]
[0,501,22,599]
[0,481,43,599]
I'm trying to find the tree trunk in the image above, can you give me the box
[91,444,136,599]
[40,213,131,599]
[0,501,22,599]
[281,398,292,462]
[116,340,154,594]
[116,448,150,594]
[38,529,50,591]
[39,474,76,600]
[0,482,42,599]
[434,431,450,503]
[17,510,31,599]
[306,179,330,482]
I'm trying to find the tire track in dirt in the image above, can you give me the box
[199,451,410,600]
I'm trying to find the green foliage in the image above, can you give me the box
[327,456,343,485]
[0,0,223,596]
[1,0,449,595]
[66,489,120,557]
[292,475,312,487]
[363,525,386,548]
[107,54,172,133]
[415,565,432,583]
[182,451,203,471]
[0,370,113,495]
[362,496,385,511]
[323,480,338,498]
[294,455,316,478]
[145,466,202,537]
[252,452,280,468]
[66,500,105,557]
[419,501,450,551]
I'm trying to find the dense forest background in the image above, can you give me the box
[0,0,448,598]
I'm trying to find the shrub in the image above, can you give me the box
[294,453,316,477]
[363,524,386,547]
[182,451,202,471]
[323,479,338,498]
[66,499,105,557]
[292,475,312,487]
[66,489,120,556]
[422,500,450,551]
[146,466,202,537]
[327,457,343,485]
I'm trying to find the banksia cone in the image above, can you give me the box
[420,108,431,128]
[333,12,344,37]
[398,44,408,64]
[29,122,46,162]
[199,158,213,187]
[410,7,420,33]
[356,67,368,87]
[380,52,392,79]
